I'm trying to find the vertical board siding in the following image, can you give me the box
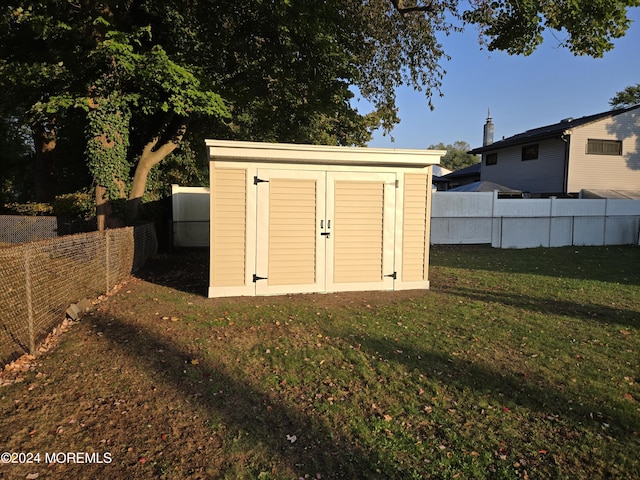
[333,181,384,283]
[268,178,317,285]
[403,174,427,281]
[212,169,246,286]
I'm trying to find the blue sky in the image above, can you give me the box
[363,7,640,151]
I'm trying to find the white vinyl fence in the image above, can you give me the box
[431,191,640,248]
[171,185,210,247]
[171,186,640,249]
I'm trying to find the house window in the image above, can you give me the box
[521,144,539,161]
[485,153,497,165]
[586,139,622,155]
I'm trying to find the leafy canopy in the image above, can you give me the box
[429,141,479,171]
[1,0,638,216]
[610,84,640,108]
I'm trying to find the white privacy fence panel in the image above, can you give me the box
[172,187,640,249]
[431,191,640,248]
[171,185,210,247]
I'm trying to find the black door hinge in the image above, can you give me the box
[253,274,268,282]
[384,272,397,280]
[254,176,269,185]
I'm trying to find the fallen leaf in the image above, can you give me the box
[625,393,635,401]
[190,359,200,365]
[538,449,548,455]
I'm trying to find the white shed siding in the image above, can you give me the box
[481,138,566,193]
[567,111,640,192]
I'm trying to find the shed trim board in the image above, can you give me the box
[207,140,443,298]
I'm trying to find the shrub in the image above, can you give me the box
[53,191,95,220]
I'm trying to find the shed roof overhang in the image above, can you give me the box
[206,139,443,168]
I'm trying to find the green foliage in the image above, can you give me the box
[3,201,52,216]
[143,140,207,201]
[428,141,479,171]
[85,99,132,200]
[609,83,640,108]
[462,0,640,57]
[53,191,95,220]
[0,116,34,204]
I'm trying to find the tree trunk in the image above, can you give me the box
[95,185,107,231]
[33,121,57,203]
[127,118,188,222]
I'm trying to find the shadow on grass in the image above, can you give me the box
[436,283,640,329]
[342,333,639,441]
[136,248,209,296]
[95,313,390,478]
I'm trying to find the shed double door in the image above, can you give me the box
[254,169,396,295]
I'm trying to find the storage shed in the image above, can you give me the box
[206,140,444,298]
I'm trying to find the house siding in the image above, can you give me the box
[481,137,566,193]
[567,110,640,192]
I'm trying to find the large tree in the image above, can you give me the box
[1,0,638,225]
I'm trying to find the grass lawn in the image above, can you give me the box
[0,245,638,479]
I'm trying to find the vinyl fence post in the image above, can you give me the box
[24,247,35,355]
[603,198,608,246]
[548,197,554,248]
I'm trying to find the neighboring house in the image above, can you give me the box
[468,104,640,197]
[433,163,481,190]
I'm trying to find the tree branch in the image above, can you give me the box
[390,0,435,16]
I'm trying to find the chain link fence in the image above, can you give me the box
[0,224,157,366]
[0,215,96,245]
[0,216,58,244]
